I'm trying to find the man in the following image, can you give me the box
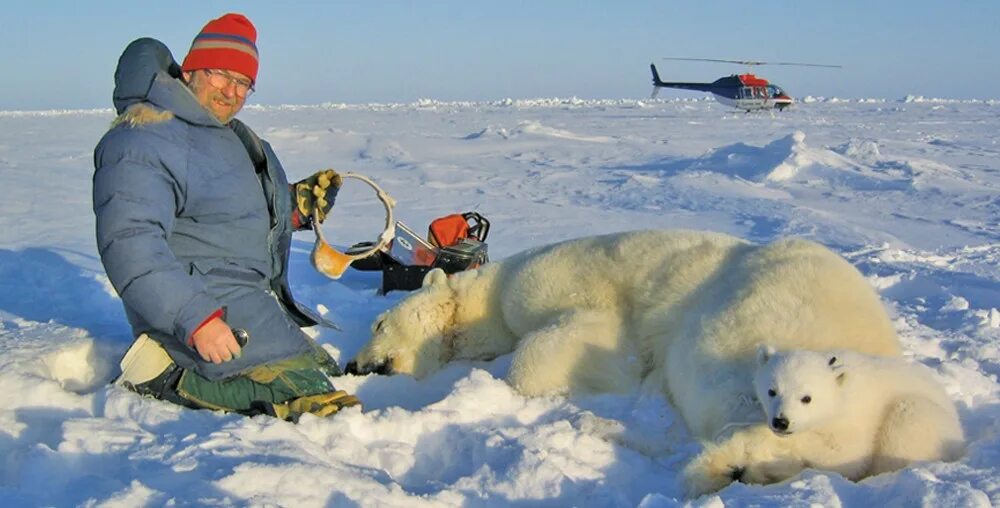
[94,13,358,421]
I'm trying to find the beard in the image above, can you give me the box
[209,92,239,123]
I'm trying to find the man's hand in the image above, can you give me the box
[191,317,242,364]
[294,169,342,225]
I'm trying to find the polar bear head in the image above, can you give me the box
[753,346,846,435]
[346,269,457,378]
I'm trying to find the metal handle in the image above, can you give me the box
[232,328,250,347]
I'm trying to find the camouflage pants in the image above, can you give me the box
[120,336,343,415]
[174,343,342,412]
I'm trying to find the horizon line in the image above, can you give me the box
[2,95,997,117]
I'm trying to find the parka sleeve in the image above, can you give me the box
[93,129,221,347]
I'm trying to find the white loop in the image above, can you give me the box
[311,172,396,278]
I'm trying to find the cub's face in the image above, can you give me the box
[754,347,845,435]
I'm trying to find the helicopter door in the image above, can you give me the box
[739,87,754,100]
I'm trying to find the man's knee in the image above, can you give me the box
[114,335,199,409]
[115,334,174,388]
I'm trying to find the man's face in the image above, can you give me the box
[183,69,251,124]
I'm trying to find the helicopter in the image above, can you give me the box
[649,57,841,112]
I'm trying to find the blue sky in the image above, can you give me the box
[2,1,998,110]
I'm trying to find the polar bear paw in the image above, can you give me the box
[684,425,809,496]
[683,442,749,497]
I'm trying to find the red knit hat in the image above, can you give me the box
[181,13,259,83]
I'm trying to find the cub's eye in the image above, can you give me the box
[767,389,777,397]
[801,395,812,404]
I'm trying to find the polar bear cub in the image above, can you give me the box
[683,346,965,495]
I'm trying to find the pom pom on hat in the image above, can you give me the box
[181,13,258,82]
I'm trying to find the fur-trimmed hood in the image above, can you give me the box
[111,38,220,128]
[110,103,174,128]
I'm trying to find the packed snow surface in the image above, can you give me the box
[0,98,997,506]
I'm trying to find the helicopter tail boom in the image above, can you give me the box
[650,64,714,92]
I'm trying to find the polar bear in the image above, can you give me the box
[683,347,965,495]
[347,230,912,489]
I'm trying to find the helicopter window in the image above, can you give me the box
[768,85,783,97]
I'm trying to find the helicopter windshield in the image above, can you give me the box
[768,85,784,97]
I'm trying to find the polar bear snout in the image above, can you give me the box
[345,358,394,376]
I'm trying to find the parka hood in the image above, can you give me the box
[112,38,222,128]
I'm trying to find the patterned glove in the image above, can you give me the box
[294,169,342,225]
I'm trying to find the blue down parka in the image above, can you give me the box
[94,38,328,380]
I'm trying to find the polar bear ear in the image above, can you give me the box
[370,314,386,333]
[422,268,448,288]
[828,355,847,374]
[828,356,847,385]
[756,344,776,366]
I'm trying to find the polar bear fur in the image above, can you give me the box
[683,347,965,495]
[348,230,913,490]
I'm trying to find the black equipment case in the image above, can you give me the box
[345,213,490,294]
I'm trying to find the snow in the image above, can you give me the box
[0,98,998,507]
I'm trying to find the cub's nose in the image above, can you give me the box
[771,415,789,431]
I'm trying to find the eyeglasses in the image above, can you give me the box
[201,69,255,97]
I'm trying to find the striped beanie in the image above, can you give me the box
[181,13,259,83]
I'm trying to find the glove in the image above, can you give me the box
[287,390,361,418]
[251,390,361,422]
[294,169,342,225]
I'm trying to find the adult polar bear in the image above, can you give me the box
[348,229,909,491]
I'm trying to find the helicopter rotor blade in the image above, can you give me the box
[764,61,842,68]
[662,57,841,68]
[650,87,660,100]
[663,57,764,66]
